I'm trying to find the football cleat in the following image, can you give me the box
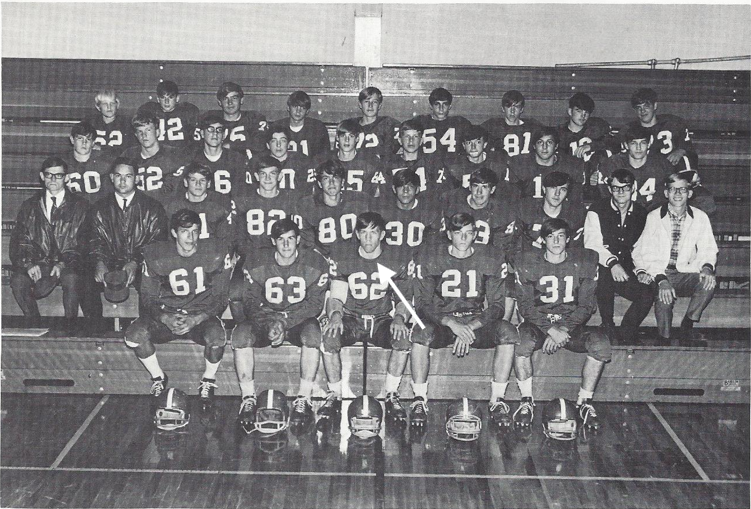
[385,392,407,423]
[154,387,190,431]
[577,399,600,431]
[446,397,482,442]
[489,398,513,430]
[289,396,315,436]
[238,395,258,434]
[513,397,535,428]
[316,391,342,433]
[542,398,579,441]
[255,389,290,435]
[409,396,429,428]
[198,377,218,407]
[150,374,168,397]
[348,395,383,439]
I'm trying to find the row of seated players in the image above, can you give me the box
[10,144,718,435]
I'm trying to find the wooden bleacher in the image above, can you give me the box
[2,59,749,401]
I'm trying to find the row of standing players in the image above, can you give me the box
[9,82,719,437]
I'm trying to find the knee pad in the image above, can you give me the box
[587,331,612,362]
[495,320,520,346]
[515,323,538,358]
[299,320,322,349]
[410,322,434,348]
[231,322,258,350]
[204,325,227,349]
[124,320,150,348]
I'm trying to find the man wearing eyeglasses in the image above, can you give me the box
[213,82,268,159]
[584,169,652,345]
[191,112,250,197]
[632,172,718,347]
[9,157,90,326]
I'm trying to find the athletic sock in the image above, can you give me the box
[298,378,315,399]
[411,381,428,403]
[240,380,256,400]
[139,353,164,380]
[517,377,533,399]
[577,388,595,406]
[328,380,342,398]
[202,359,220,380]
[385,373,402,394]
[490,381,509,403]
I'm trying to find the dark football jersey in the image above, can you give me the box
[621,114,697,171]
[445,150,512,188]
[481,117,542,157]
[61,149,116,204]
[295,191,371,252]
[272,117,331,158]
[597,152,673,208]
[272,151,317,197]
[383,151,455,199]
[514,247,598,331]
[232,188,298,254]
[207,109,268,158]
[140,237,233,318]
[243,247,330,326]
[328,242,411,317]
[508,153,585,200]
[443,189,517,247]
[338,152,389,197]
[557,117,615,163]
[346,116,400,158]
[164,191,234,241]
[413,243,508,326]
[415,115,473,156]
[88,114,137,150]
[514,198,586,250]
[192,147,250,197]
[137,102,200,149]
[121,145,192,204]
[371,195,443,257]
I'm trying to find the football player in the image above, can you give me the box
[345,87,400,158]
[323,212,414,425]
[164,163,234,242]
[230,154,299,322]
[9,157,90,326]
[61,121,116,204]
[120,112,192,203]
[137,80,200,150]
[513,217,611,432]
[214,81,268,159]
[264,124,316,197]
[295,159,370,254]
[192,111,251,197]
[88,89,136,150]
[445,124,518,203]
[482,90,542,158]
[334,119,389,197]
[411,213,518,431]
[371,168,443,258]
[624,88,698,172]
[90,158,168,295]
[507,126,585,202]
[416,88,473,157]
[232,218,330,433]
[514,171,586,250]
[271,91,331,158]
[383,119,453,199]
[124,209,232,406]
[584,169,652,345]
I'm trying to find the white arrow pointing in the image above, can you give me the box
[376,263,425,330]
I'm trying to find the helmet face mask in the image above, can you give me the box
[348,395,383,439]
[255,389,290,435]
[154,388,190,431]
[542,398,579,441]
[446,397,482,442]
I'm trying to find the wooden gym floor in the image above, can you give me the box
[1,393,748,509]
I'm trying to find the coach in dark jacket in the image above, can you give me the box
[90,157,168,289]
[584,168,652,344]
[9,157,90,319]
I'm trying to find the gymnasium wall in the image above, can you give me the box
[2,3,750,69]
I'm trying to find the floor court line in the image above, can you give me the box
[49,395,109,469]
[647,402,711,481]
[2,465,747,484]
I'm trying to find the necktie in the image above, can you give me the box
[50,196,58,221]
[122,198,128,211]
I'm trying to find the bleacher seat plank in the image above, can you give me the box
[2,335,747,404]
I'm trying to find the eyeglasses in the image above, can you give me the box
[204,126,225,134]
[609,184,632,193]
[43,172,66,180]
[668,187,690,195]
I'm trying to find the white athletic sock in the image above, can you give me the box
[385,373,402,394]
[202,359,220,380]
[240,380,256,399]
[490,381,509,403]
[411,381,428,402]
[139,353,164,380]
[328,380,342,398]
[298,378,315,399]
[577,388,595,406]
[517,377,533,399]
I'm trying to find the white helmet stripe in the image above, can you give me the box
[463,397,469,414]
[166,387,175,408]
[267,389,274,408]
[363,395,369,414]
[559,398,566,419]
